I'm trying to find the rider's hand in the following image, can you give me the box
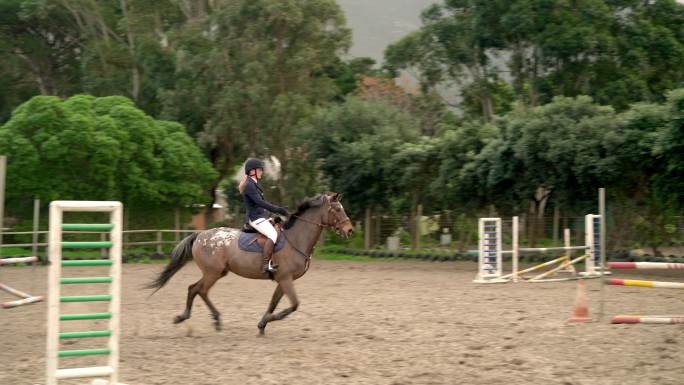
[276,207,289,216]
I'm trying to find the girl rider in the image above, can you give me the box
[239,158,289,273]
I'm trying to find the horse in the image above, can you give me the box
[147,192,353,335]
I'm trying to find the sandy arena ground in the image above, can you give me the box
[1,259,683,385]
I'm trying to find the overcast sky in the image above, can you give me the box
[336,0,436,63]
[337,0,684,64]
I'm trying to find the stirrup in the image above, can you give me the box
[261,260,277,273]
[267,259,279,273]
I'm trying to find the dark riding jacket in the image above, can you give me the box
[242,177,286,222]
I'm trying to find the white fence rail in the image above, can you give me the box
[0,229,196,255]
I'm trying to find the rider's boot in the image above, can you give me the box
[261,239,278,273]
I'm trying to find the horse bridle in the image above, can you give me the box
[281,200,351,267]
[290,201,351,237]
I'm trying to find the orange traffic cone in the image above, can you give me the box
[567,280,592,323]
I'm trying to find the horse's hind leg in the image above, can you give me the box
[197,271,224,331]
[174,278,202,324]
[258,285,284,336]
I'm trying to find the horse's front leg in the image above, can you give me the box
[258,285,284,336]
[257,278,299,335]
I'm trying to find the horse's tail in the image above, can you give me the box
[146,232,199,294]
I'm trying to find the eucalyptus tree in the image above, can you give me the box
[384,0,510,122]
[0,0,81,98]
[161,0,351,207]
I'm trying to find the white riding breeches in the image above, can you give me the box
[249,218,278,243]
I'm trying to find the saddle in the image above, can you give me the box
[238,218,286,253]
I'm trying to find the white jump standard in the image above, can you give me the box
[474,214,605,284]
[579,214,604,278]
[474,218,506,283]
[46,201,127,385]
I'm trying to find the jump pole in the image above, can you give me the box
[607,279,684,289]
[611,316,684,324]
[608,262,684,270]
[1,256,43,308]
[607,259,684,325]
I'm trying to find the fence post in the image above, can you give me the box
[32,198,40,260]
[174,208,180,242]
[599,187,607,321]
[553,206,560,244]
[364,208,371,249]
[0,155,5,258]
[156,230,162,254]
[512,216,519,282]
[375,214,381,248]
[415,204,422,251]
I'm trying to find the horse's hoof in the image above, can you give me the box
[214,322,222,332]
[173,315,187,324]
[257,328,265,337]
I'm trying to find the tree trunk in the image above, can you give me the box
[528,186,552,247]
[527,201,535,247]
[529,45,540,106]
[650,245,662,258]
[16,52,57,95]
[480,90,494,123]
[120,0,141,102]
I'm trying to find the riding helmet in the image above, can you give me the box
[244,158,265,175]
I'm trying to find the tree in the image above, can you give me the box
[325,57,379,98]
[609,89,684,254]
[457,96,625,244]
[653,90,684,203]
[0,0,82,97]
[603,0,684,109]
[56,0,183,113]
[161,0,351,209]
[0,94,216,216]
[385,0,684,118]
[304,97,420,217]
[432,118,503,213]
[384,1,509,122]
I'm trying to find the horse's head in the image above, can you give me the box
[324,192,353,239]
[284,193,353,238]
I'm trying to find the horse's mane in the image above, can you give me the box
[283,194,326,229]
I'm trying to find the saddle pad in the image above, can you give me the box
[238,231,286,253]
